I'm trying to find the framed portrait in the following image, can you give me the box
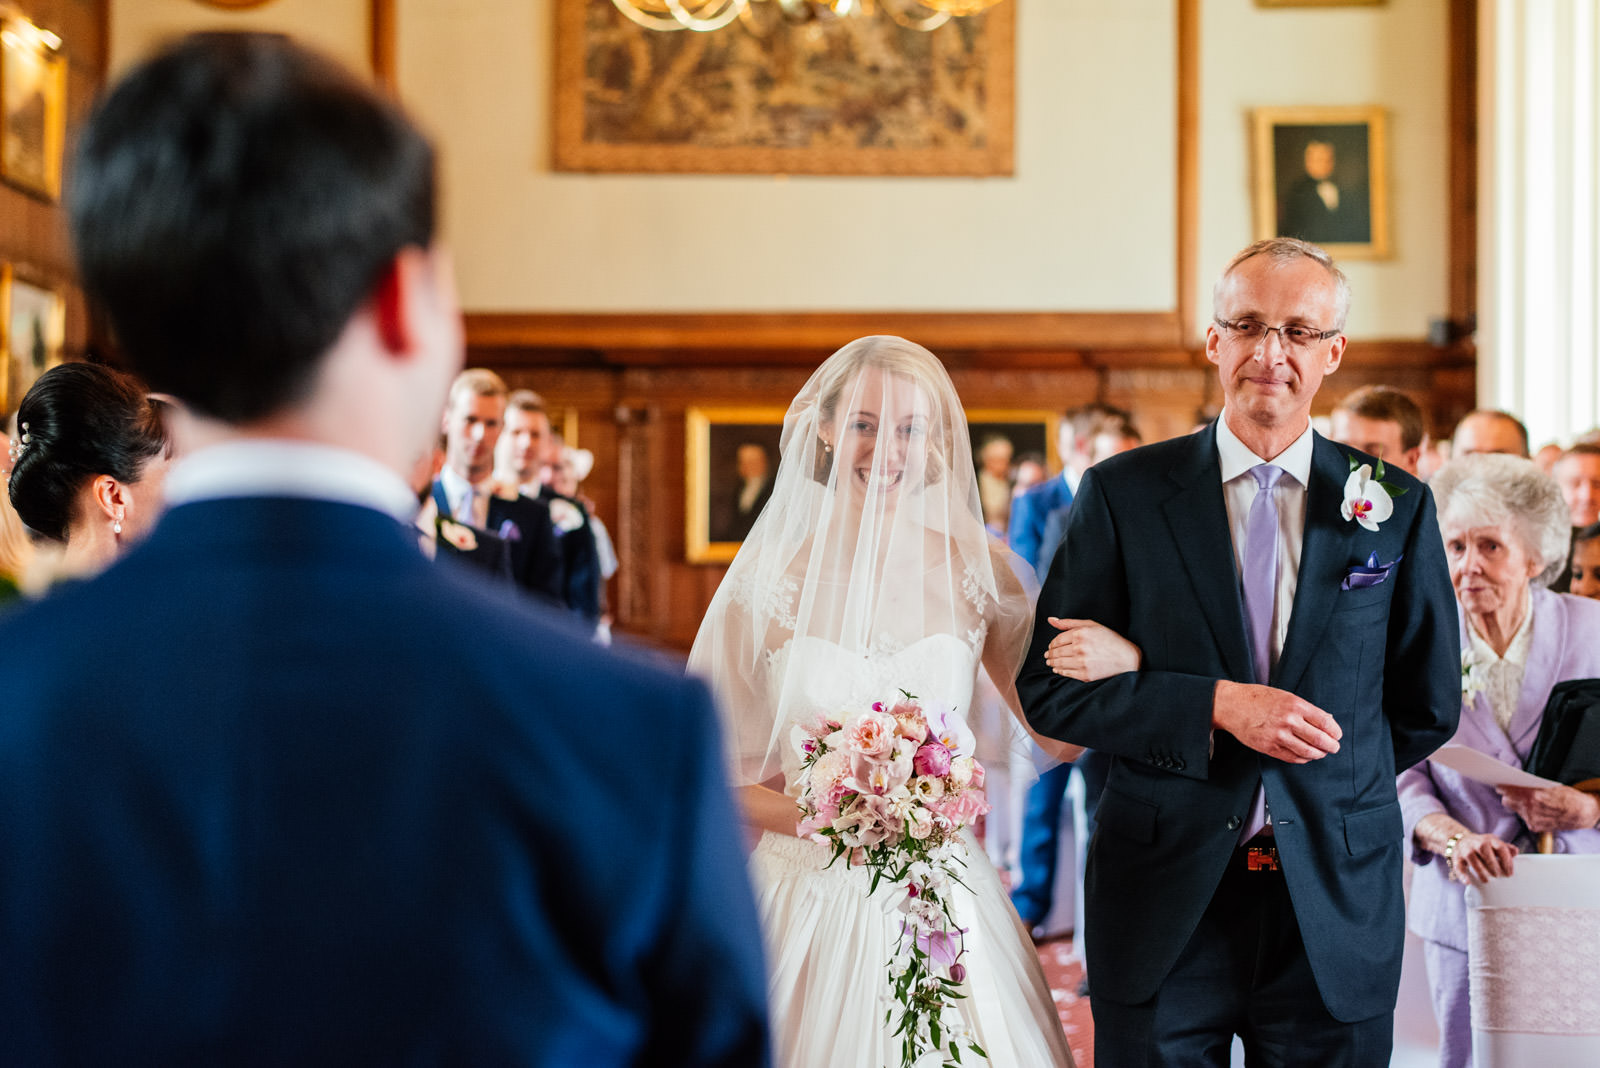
[1,265,64,415]
[966,408,1060,529]
[0,18,67,200]
[686,406,786,564]
[552,0,1014,176]
[1251,106,1389,260]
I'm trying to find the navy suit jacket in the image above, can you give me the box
[537,484,603,623]
[1017,425,1460,1021]
[0,496,770,1065]
[1007,473,1073,578]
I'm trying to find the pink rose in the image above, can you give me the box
[844,711,897,759]
[889,699,928,743]
[932,789,990,827]
[913,741,951,778]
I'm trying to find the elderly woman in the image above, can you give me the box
[1397,453,1600,1068]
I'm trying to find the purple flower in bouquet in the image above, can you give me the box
[915,927,966,967]
[912,740,951,778]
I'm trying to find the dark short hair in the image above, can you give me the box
[1334,385,1426,452]
[1560,442,1600,463]
[1575,521,1600,546]
[68,33,436,424]
[8,363,169,543]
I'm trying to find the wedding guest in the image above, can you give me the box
[976,434,1014,533]
[0,33,768,1063]
[1012,451,1048,497]
[1535,442,1564,474]
[1397,454,1600,1068]
[1329,384,1426,475]
[433,369,565,604]
[1554,442,1600,529]
[1452,408,1531,458]
[491,389,600,624]
[0,425,31,604]
[1570,522,1600,599]
[6,362,170,582]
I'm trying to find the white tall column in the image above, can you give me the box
[1480,0,1600,445]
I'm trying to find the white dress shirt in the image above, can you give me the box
[165,440,419,521]
[437,465,491,530]
[1215,411,1315,670]
[1466,588,1536,734]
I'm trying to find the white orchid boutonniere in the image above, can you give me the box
[1341,456,1408,532]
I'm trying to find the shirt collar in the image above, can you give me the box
[1064,467,1082,495]
[165,440,419,522]
[1215,409,1315,489]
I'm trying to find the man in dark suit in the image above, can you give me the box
[434,369,566,607]
[493,388,602,625]
[0,34,769,1065]
[1018,238,1460,1065]
[1280,139,1371,246]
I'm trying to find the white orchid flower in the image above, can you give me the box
[1341,464,1395,532]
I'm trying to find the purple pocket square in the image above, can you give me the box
[1341,551,1402,591]
[498,519,522,542]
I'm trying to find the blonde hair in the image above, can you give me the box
[811,335,954,486]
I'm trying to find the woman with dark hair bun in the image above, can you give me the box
[7,362,170,577]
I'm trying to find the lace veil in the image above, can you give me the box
[687,336,1038,789]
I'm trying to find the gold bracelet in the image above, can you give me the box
[1444,831,1466,879]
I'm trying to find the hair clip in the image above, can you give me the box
[6,422,28,465]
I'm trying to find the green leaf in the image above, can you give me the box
[1373,457,1387,481]
[970,1041,988,1057]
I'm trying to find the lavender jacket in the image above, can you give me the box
[1398,587,1600,950]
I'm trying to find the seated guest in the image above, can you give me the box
[1452,408,1531,458]
[1551,443,1600,593]
[7,363,170,582]
[1397,454,1600,1068]
[434,369,563,603]
[1329,383,1426,474]
[1569,521,1600,599]
[492,389,599,624]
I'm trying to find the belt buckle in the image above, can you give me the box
[1245,844,1280,872]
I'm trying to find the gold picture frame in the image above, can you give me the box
[1,264,65,414]
[552,0,1014,176]
[686,406,786,564]
[1251,105,1389,260]
[0,16,66,200]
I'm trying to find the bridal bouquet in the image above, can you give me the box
[792,692,990,1068]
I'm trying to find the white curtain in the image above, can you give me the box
[1481,0,1600,445]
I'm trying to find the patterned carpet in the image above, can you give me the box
[1034,934,1094,1068]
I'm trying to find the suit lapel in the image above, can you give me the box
[1273,435,1348,692]
[1162,425,1255,682]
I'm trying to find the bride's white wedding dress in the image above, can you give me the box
[751,633,1075,1068]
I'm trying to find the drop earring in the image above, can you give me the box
[113,511,124,536]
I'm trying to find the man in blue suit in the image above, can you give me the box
[0,34,769,1065]
[1019,238,1460,1065]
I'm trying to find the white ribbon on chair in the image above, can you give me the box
[1466,855,1600,1066]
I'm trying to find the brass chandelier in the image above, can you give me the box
[608,0,1007,34]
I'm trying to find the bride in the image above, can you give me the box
[689,336,1080,1067]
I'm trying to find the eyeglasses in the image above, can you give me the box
[1214,317,1341,350]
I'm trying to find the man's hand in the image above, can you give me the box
[1212,680,1341,763]
[1496,784,1600,833]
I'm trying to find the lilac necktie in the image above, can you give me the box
[1240,463,1283,842]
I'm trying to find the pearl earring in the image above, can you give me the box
[113,512,124,536]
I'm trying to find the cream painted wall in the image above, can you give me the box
[103,1,1450,334]
[1197,0,1450,341]
[108,0,371,80]
[397,0,1176,314]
